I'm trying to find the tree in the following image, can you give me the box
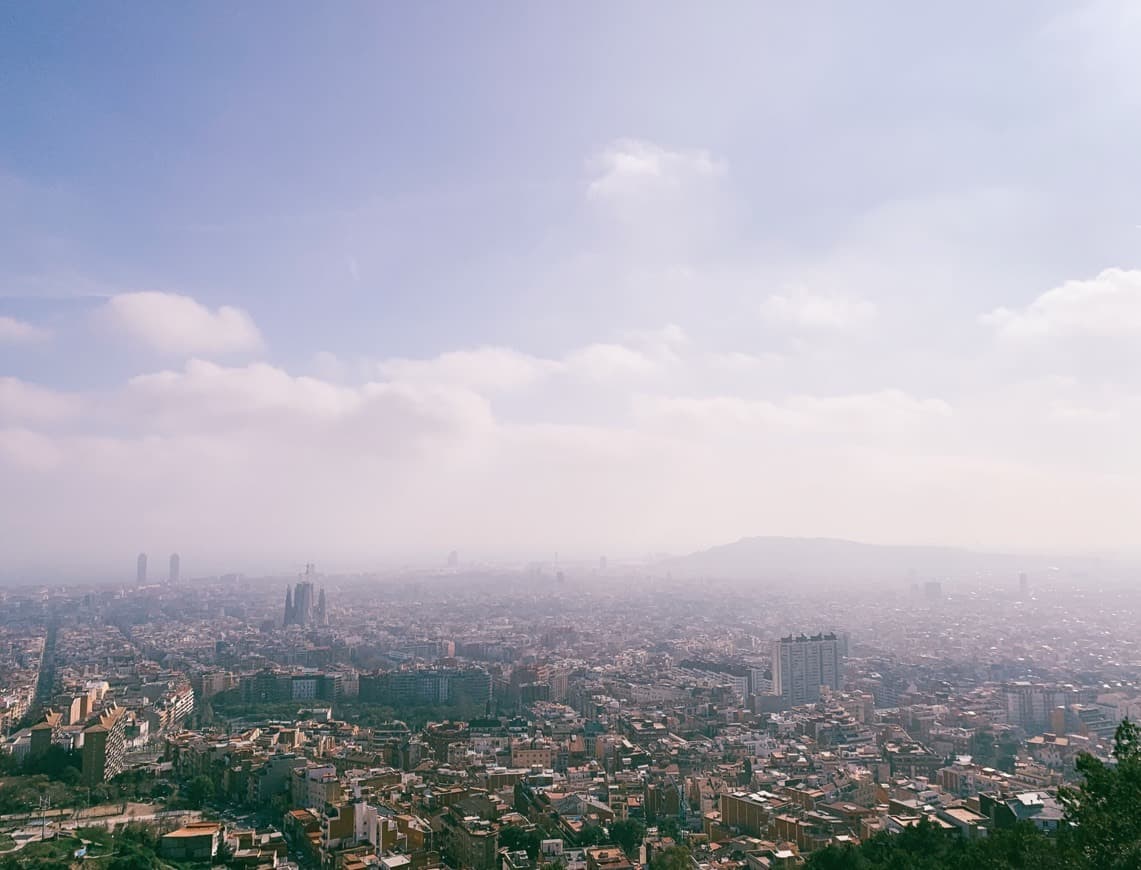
[969,730,997,768]
[650,845,692,870]
[577,823,606,847]
[610,819,645,856]
[103,824,162,870]
[803,844,864,870]
[216,837,235,866]
[0,753,19,776]
[1058,718,1141,870]
[995,737,1020,774]
[184,774,215,809]
[970,822,1067,870]
[108,850,157,870]
[500,825,543,860]
[656,816,682,841]
[805,813,1076,869]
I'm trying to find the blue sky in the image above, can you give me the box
[3,3,1141,577]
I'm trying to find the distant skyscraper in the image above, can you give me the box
[284,586,294,625]
[447,549,459,568]
[168,553,180,584]
[317,587,328,625]
[286,563,318,626]
[136,553,147,585]
[772,633,844,707]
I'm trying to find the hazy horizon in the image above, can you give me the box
[4,533,1139,588]
[5,4,1141,576]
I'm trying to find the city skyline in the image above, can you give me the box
[37,534,1141,589]
[2,559,1138,868]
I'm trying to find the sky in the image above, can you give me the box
[3,2,1141,578]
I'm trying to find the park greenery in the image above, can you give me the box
[0,766,172,816]
[0,824,170,870]
[650,845,693,870]
[207,689,483,730]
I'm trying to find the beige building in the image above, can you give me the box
[510,738,554,769]
[82,705,127,785]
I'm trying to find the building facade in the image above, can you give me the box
[772,633,844,707]
[82,705,127,785]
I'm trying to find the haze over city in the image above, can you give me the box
[4,3,1141,580]
[4,8,1141,870]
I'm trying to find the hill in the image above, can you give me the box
[658,536,1084,584]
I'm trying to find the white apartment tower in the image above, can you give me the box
[772,632,844,707]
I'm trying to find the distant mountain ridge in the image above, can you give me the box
[658,535,1102,583]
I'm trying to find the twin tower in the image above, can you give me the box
[136,552,179,584]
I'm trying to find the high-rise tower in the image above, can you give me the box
[136,553,147,585]
[284,586,294,625]
[168,553,180,584]
[772,633,844,707]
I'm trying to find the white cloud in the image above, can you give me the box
[123,360,494,446]
[378,347,558,392]
[127,360,363,422]
[350,336,673,393]
[982,268,1141,341]
[0,428,66,472]
[1048,402,1121,424]
[637,394,800,428]
[102,291,263,355]
[788,389,952,422]
[563,343,659,380]
[587,139,725,200]
[760,289,878,330]
[0,377,82,423]
[0,316,49,342]
[707,351,784,372]
[616,323,690,363]
[639,388,950,432]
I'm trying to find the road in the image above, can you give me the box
[18,622,58,729]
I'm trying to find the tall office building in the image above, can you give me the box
[772,633,844,707]
[169,553,180,584]
[136,553,147,585]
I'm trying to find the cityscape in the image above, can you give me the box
[4,3,1141,869]
[1,550,1139,869]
